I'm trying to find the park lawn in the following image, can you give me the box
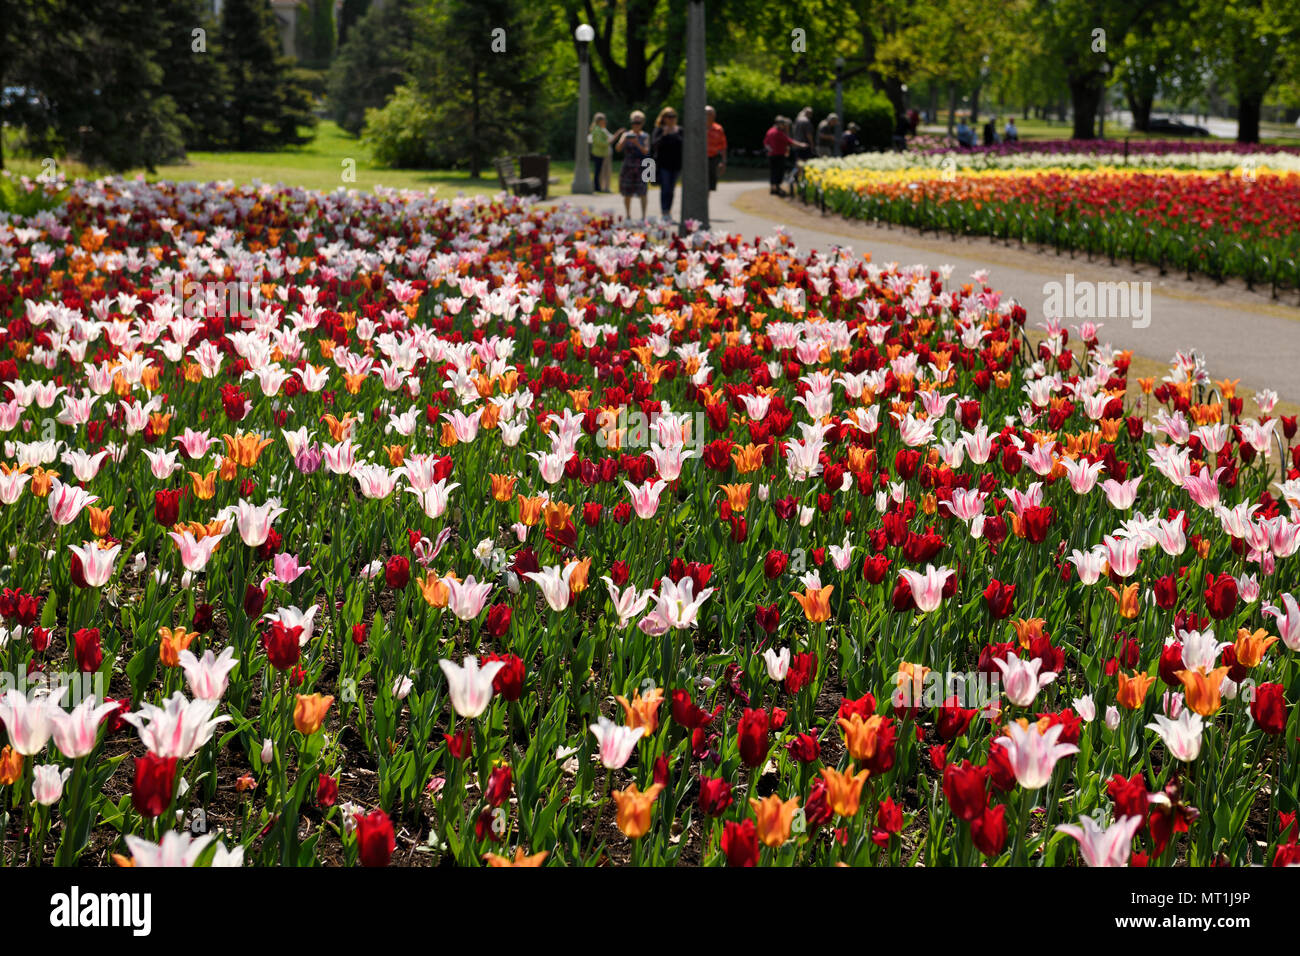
[918,114,1300,146]
[5,120,577,198]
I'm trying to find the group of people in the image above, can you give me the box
[588,106,728,223]
[762,107,865,196]
[955,115,1019,148]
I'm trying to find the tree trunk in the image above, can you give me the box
[946,83,957,136]
[1126,88,1152,132]
[1068,71,1103,140]
[470,62,481,179]
[969,83,980,125]
[1236,92,1262,144]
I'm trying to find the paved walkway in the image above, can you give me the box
[557,180,1300,408]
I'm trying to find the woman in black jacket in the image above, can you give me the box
[651,106,683,223]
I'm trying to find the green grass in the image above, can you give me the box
[919,114,1300,146]
[4,120,578,197]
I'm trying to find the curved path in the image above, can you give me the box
[559,181,1300,410]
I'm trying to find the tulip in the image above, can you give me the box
[820,763,870,817]
[614,687,664,736]
[1145,710,1204,762]
[993,654,1057,707]
[132,753,179,817]
[612,782,664,839]
[67,541,121,588]
[294,693,334,734]
[763,647,791,681]
[896,564,954,613]
[483,848,549,867]
[590,715,643,769]
[118,831,243,867]
[438,656,505,719]
[32,764,72,805]
[0,687,64,755]
[47,477,98,526]
[122,692,230,759]
[1056,814,1145,867]
[50,695,118,758]
[993,721,1079,790]
[749,793,800,847]
[179,647,239,700]
[354,810,396,867]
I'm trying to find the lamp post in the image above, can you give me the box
[679,0,709,233]
[834,56,845,156]
[572,23,595,195]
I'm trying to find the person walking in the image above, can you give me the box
[589,113,622,193]
[816,113,839,156]
[616,111,651,222]
[705,105,727,192]
[792,107,814,162]
[763,115,805,197]
[651,106,684,222]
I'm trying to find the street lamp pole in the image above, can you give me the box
[572,24,594,195]
[834,56,844,157]
[679,0,709,233]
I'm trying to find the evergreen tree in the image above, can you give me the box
[158,0,231,150]
[328,0,415,135]
[219,0,317,149]
[3,0,186,171]
[296,0,338,69]
[409,0,547,178]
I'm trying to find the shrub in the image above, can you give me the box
[361,85,439,168]
[702,65,894,157]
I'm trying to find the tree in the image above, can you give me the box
[556,0,689,110]
[158,0,231,150]
[1031,0,1163,140]
[328,0,415,135]
[2,0,186,170]
[1198,0,1300,143]
[407,0,548,177]
[296,0,337,69]
[218,0,316,149]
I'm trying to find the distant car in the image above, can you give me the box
[1145,117,1210,136]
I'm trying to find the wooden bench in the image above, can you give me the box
[493,156,544,199]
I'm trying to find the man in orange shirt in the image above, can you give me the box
[706,106,727,191]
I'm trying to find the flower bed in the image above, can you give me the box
[801,159,1300,288]
[0,178,1297,867]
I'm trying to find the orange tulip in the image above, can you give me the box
[489,474,517,502]
[749,793,800,848]
[613,783,664,839]
[189,470,217,500]
[730,443,767,474]
[838,713,889,764]
[1105,583,1141,619]
[294,693,334,735]
[1011,617,1046,648]
[1233,628,1278,669]
[517,495,545,527]
[87,504,114,537]
[158,626,198,667]
[820,764,870,817]
[544,500,574,532]
[0,746,23,785]
[615,687,664,735]
[222,432,273,468]
[417,570,451,608]
[720,483,752,512]
[1116,671,1156,710]
[483,848,549,867]
[1176,667,1230,716]
[791,585,834,623]
[566,556,592,595]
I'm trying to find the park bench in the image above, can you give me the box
[492,156,544,199]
